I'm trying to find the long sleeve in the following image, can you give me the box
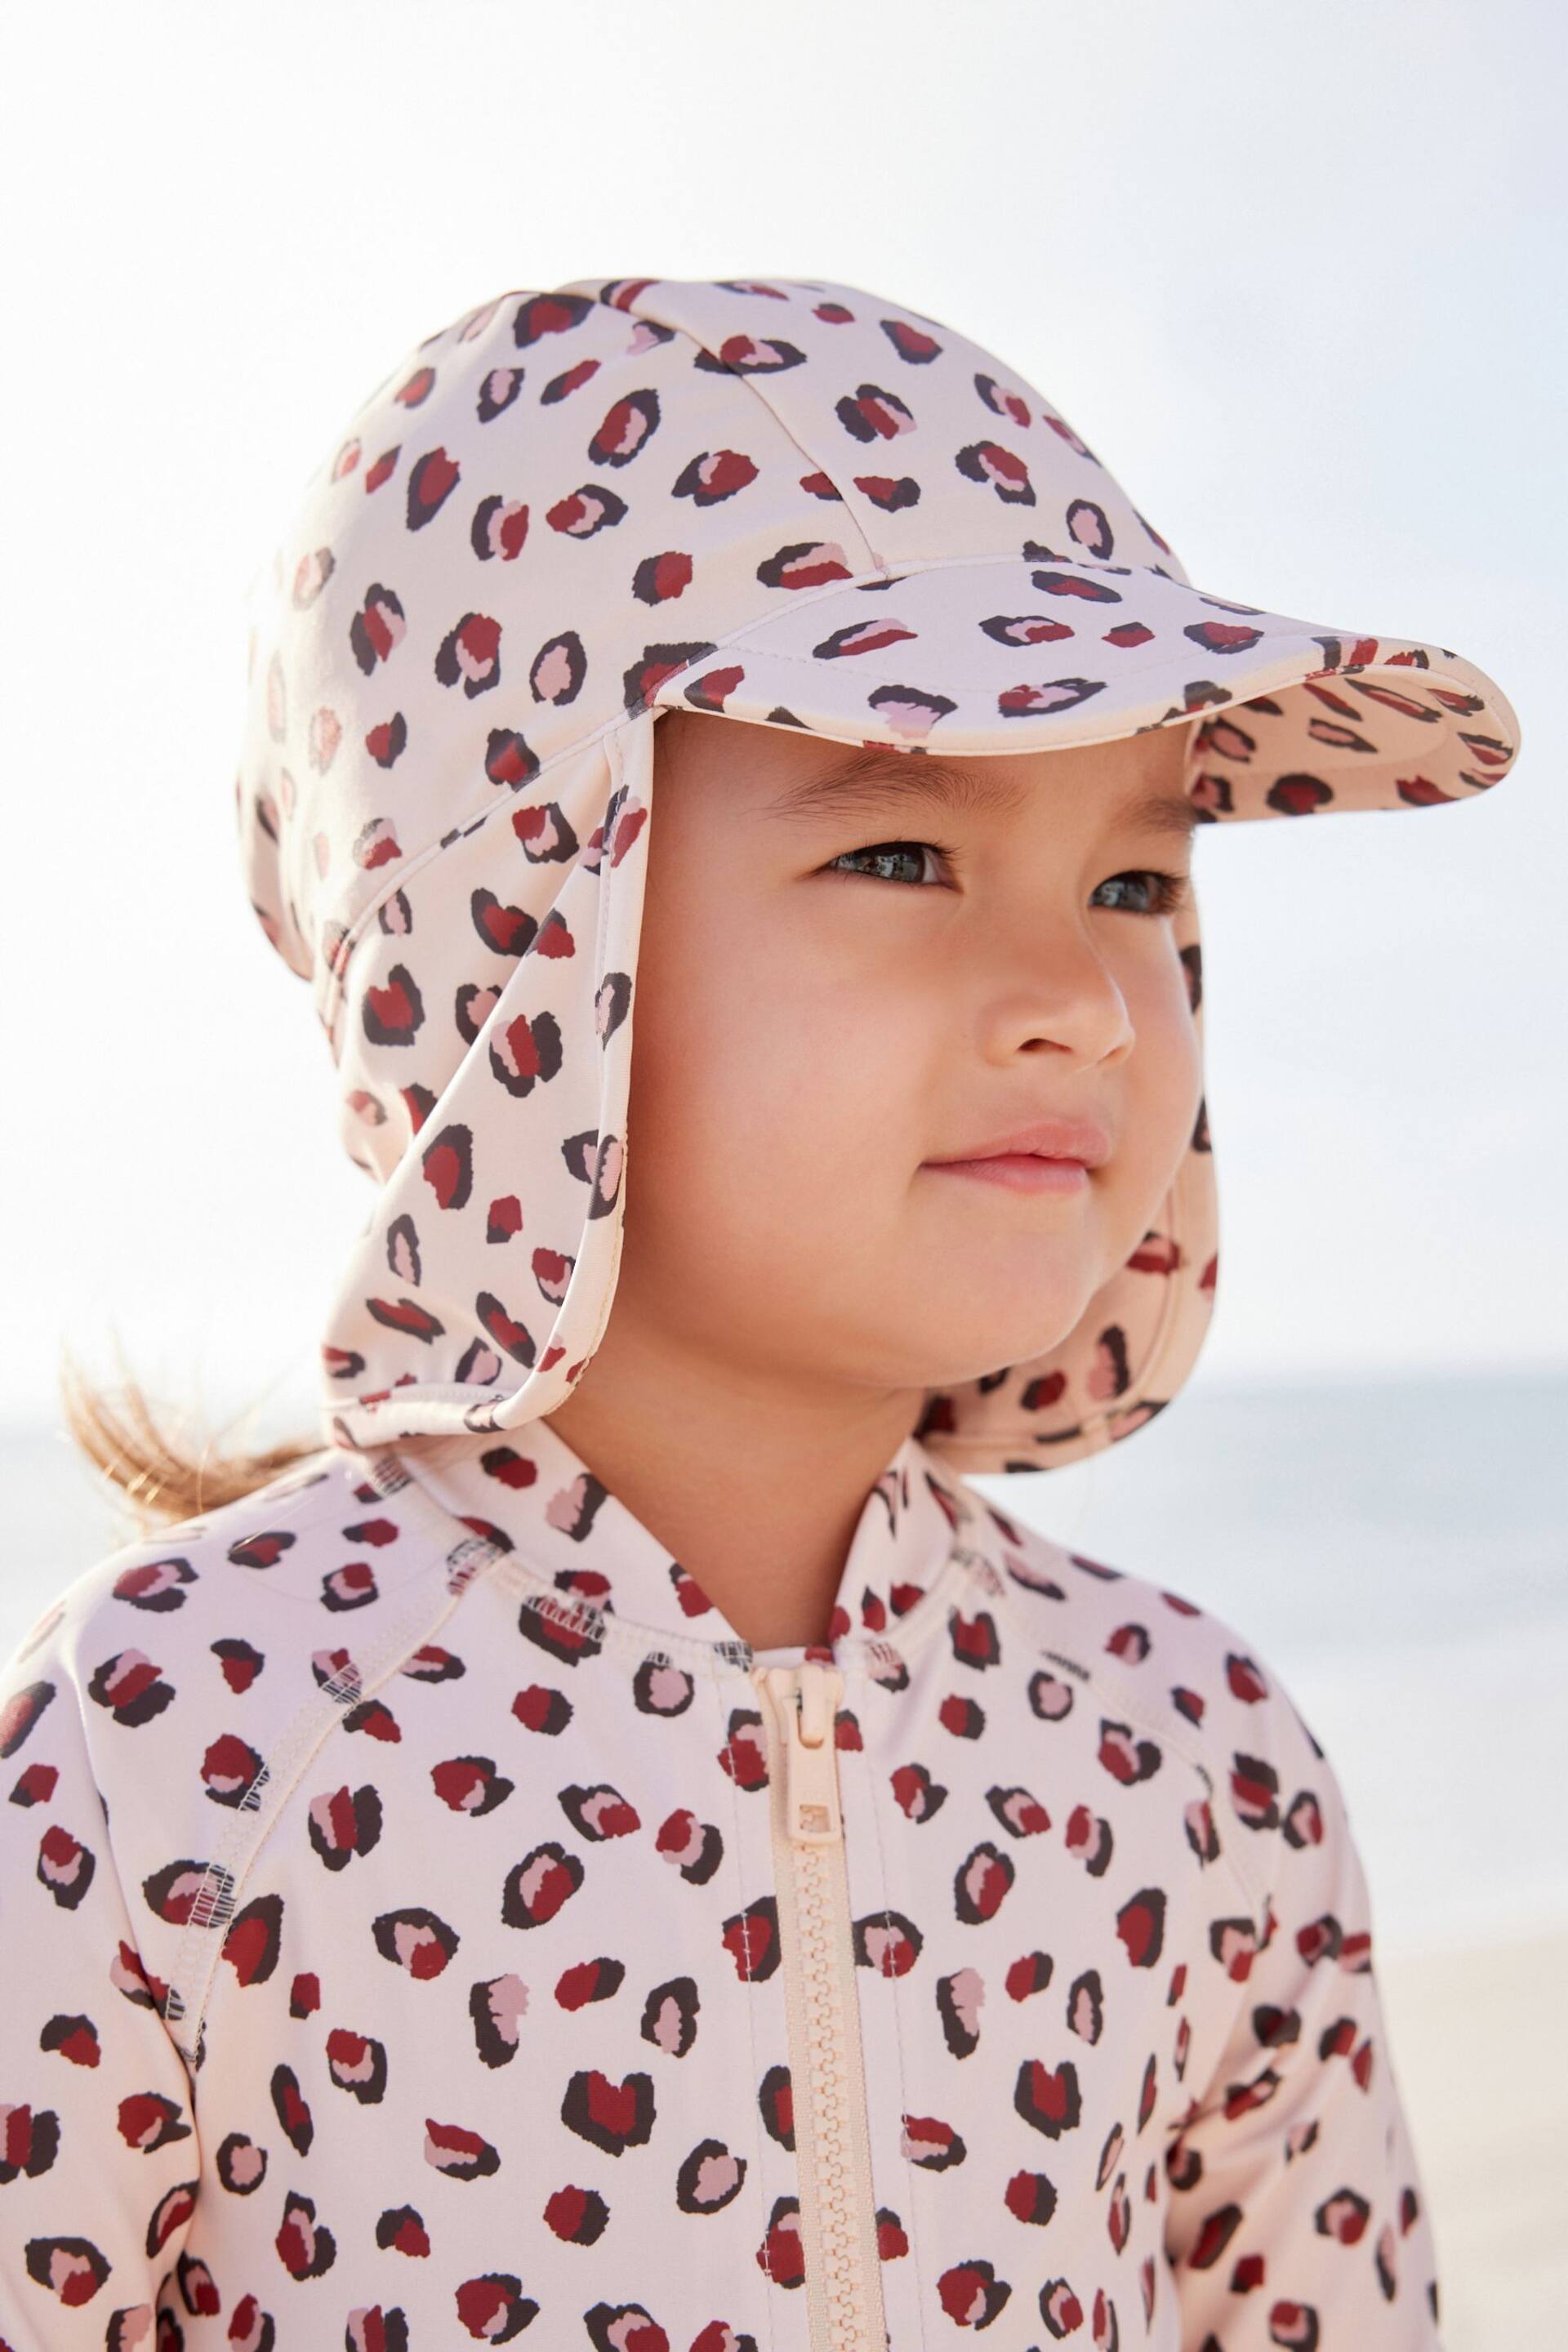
[0,1599,202,2346]
[1164,1664,1442,2349]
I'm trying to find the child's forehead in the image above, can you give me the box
[693,717,1203,837]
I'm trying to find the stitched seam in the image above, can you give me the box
[317,718,614,1053]
[381,1423,992,1708]
[717,369,884,572]
[854,1533,990,1670]
[983,1561,1267,1934]
[851,1652,932,2341]
[165,1526,507,2069]
[474,1517,987,1689]
[314,541,928,1040]
[723,1668,778,2343]
[595,715,625,981]
[692,621,1343,698]
[385,1435,749,1685]
[66,1673,206,2119]
[605,291,885,575]
[492,1566,746,1682]
[313,541,1326,1040]
[578,713,630,1361]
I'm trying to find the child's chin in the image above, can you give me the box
[906,1293,1094,1390]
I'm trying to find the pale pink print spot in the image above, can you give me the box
[307,704,342,771]
[869,688,948,742]
[645,1991,687,2056]
[691,2148,744,2205]
[483,1975,529,2039]
[648,1655,700,1712]
[546,1473,594,1538]
[532,641,577,702]
[948,1964,986,2037]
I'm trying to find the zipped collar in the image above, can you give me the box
[369,1410,981,1668]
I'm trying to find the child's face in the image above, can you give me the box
[613,707,1204,1411]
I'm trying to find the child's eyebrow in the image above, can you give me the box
[762,745,1202,841]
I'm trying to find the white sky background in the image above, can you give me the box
[1,0,1563,1441]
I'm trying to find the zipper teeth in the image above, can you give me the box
[795,1834,876,2327]
[758,1662,885,2352]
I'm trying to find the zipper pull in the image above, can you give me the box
[762,1662,844,1845]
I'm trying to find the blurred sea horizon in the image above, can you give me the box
[982,1361,1568,1962]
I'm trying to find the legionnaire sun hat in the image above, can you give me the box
[234,274,1522,1475]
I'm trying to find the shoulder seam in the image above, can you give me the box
[163,1510,505,2069]
[60,1670,199,2091]
[983,1558,1271,1936]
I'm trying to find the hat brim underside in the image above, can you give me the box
[645,552,1521,818]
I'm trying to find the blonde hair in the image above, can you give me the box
[57,1333,324,1540]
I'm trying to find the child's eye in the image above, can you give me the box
[824,840,1192,917]
[824,840,951,887]
[1093,868,1192,917]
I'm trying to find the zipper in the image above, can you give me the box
[752,1658,887,2352]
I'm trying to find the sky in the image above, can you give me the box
[2,0,1563,1443]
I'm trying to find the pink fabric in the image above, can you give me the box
[1,1414,1439,2342]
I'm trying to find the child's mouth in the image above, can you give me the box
[923,1154,1090,1194]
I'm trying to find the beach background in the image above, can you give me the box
[5,1367,1564,2343]
[2,2,1563,2342]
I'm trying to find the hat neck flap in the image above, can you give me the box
[313,702,1216,1478]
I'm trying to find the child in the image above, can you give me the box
[1,274,1521,2349]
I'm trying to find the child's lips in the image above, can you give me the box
[926,1116,1111,1168]
[922,1114,1109,1192]
[923,1154,1090,1194]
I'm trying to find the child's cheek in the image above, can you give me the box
[1102,960,1205,1254]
